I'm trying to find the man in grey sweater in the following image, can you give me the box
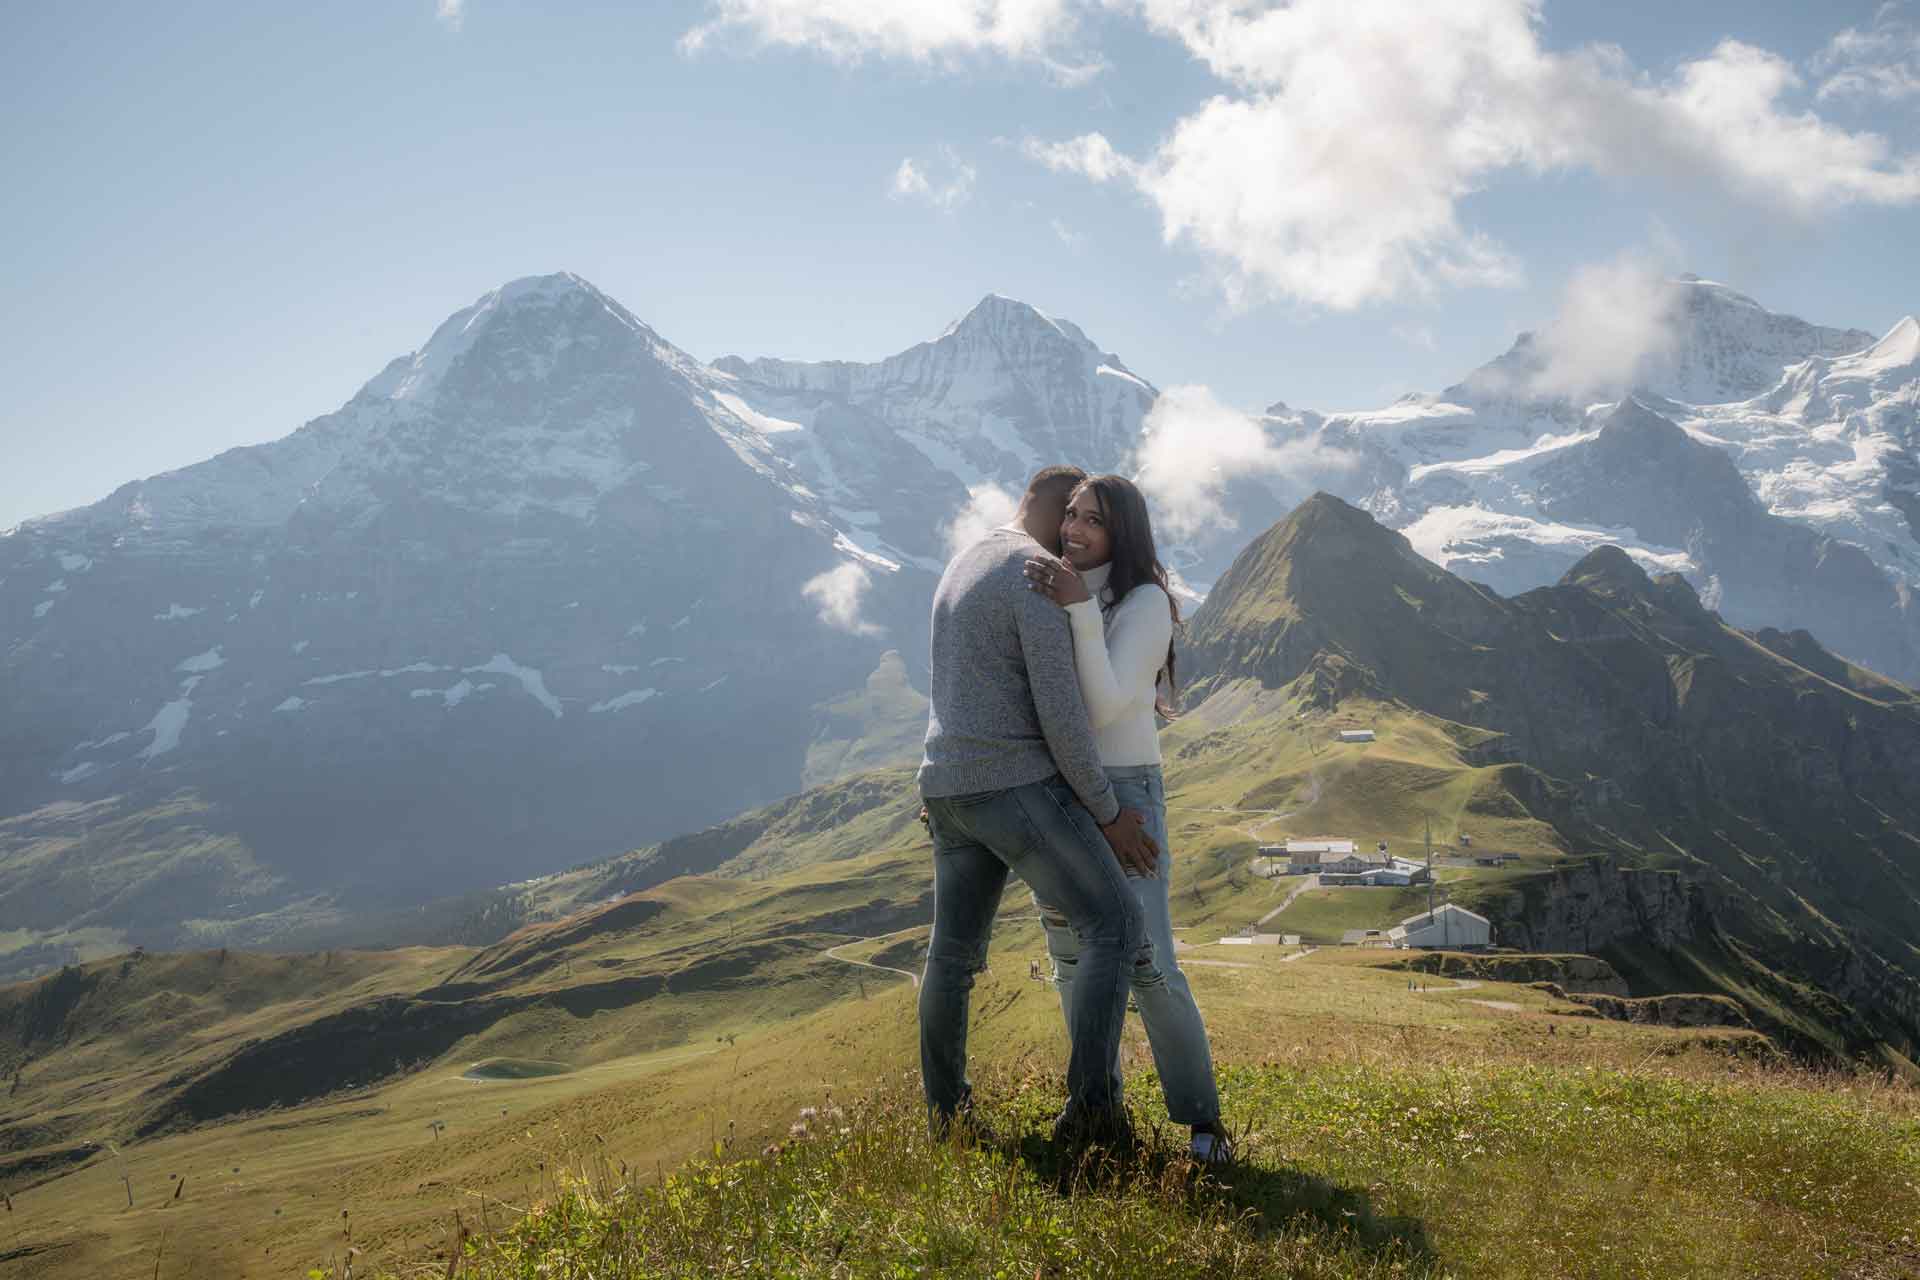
[919,465,1159,1144]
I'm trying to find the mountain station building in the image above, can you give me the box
[1269,839,1355,874]
[1388,903,1492,950]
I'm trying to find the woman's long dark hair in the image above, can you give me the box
[1074,474,1182,718]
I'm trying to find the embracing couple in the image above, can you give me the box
[917,465,1226,1161]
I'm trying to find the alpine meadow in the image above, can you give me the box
[7,2,1920,1276]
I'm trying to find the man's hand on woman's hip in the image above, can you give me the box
[1099,809,1159,877]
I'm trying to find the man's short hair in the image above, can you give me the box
[1025,465,1087,505]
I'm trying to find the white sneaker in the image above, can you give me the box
[1189,1130,1231,1164]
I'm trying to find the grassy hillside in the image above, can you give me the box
[11,927,1919,1279]
[0,792,336,983]
[451,1054,1920,1279]
[12,490,1920,1273]
[1184,494,1920,1064]
[0,838,944,1154]
[800,649,929,790]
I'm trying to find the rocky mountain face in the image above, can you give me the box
[1241,279,1920,683]
[1526,399,1919,680]
[0,278,1159,974]
[713,293,1155,503]
[1186,494,1920,1060]
[1450,274,1878,407]
[0,276,922,966]
[1476,861,1706,958]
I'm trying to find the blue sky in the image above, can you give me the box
[3,0,1917,529]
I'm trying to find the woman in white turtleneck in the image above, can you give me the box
[1023,474,1227,1162]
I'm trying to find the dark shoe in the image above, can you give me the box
[1050,1104,1137,1153]
[929,1104,999,1148]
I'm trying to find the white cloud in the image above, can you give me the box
[891,158,931,200]
[941,482,1020,558]
[803,562,884,635]
[1021,132,1139,183]
[435,0,465,31]
[1524,249,1682,400]
[1815,4,1920,102]
[890,148,975,209]
[682,0,1096,79]
[1026,0,1920,310]
[690,0,1920,312]
[1391,324,1438,352]
[1049,217,1085,251]
[1131,385,1358,539]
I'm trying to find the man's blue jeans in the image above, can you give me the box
[1041,765,1221,1127]
[920,775,1147,1126]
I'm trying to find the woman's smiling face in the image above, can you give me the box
[1059,484,1112,571]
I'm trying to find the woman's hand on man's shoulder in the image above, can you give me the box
[1022,555,1091,606]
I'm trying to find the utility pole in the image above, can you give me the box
[1425,815,1451,949]
[1425,816,1434,920]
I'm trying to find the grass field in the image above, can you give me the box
[452,1055,1920,1279]
[8,928,1914,1279]
[1271,887,1435,942]
[6,689,1916,1277]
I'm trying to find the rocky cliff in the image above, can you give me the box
[1472,860,1707,956]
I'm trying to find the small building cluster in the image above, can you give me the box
[1263,839,1432,885]
[1265,838,1353,874]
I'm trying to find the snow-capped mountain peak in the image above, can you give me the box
[711,293,1159,529]
[1838,314,1920,386]
[0,274,912,952]
[940,292,1089,347]
[357,272,661,407]
[1448,275,1879,410]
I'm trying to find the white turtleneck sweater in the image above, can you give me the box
[1064,562,1172,767]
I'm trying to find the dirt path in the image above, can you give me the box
[1168,768,1322,846]
[1410,977,1482,993]
[821,932,921,989]
[1256,873,1319,926]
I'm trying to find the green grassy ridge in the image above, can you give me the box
[0,791,319,981]
[9,918,1903,1278]
[1185,495,1920,1065]
[0,843,933,1146]
[801,649,930,790]
[434,1062,1920,1280]
[390,678,1907,1069]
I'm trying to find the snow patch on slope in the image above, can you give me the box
[464,653,563,718]
[1403,506,1697,577]
[590,689,657,713]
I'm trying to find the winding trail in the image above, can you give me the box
[1168,767,1323,847]
[821,931,921,989]
[1257,873,1320,927]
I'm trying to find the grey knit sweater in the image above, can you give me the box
[918,528,1119,825]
